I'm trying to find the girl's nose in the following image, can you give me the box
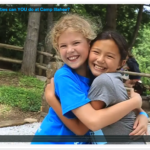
[67,46,75,53]
[97,56,105,63]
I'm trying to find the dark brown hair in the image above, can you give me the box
[90,31,129,61]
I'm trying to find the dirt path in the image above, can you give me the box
[0,104,41,122]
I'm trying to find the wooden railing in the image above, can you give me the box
[118,70,150,78]
[0,43,61,74]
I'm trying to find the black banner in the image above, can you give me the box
[0,135,149,143]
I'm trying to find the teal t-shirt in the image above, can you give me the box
[32,64,91,144]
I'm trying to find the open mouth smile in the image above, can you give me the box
[94,64,106,71]
[67,56,79,61]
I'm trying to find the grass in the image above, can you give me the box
[19,75,44,89]
[0,104,12,115]
[0,71,45,112]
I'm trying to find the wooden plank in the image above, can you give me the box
[0,56,22,64]
[0,56,47,70]
[0,43,62,61]
[37,51,53,57]
[36,63,47,70]
[0,43,23,51]
[125,87,133,91]
[37,51,62,61]
[118,70,150,78]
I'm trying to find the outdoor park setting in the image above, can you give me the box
[0,4,150,144]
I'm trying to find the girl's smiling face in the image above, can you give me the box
[88,39,126,77]
[58,28,90,76]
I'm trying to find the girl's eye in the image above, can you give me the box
[60,45,66,48]
[107,55,113,58]
[93,51,99,54]
[74,42,80,45]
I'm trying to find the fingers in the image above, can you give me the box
[132,129,146,136]
[129,126,147,141]
[129,128,138,135]
[133,119,138,129]
[129,126,147,136]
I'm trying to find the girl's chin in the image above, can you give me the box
[92,72,103,77]
[91,69,109,76]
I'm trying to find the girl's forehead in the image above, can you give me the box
[58,29,86,42]
[91,40,120,54]
[92,39,118,48]
[64,29,85,38]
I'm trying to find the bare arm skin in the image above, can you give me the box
[90,101,105,110]
[45,78,142,132]
[45,89,89,135]
[72,97,141,131]
[134,108,143,115]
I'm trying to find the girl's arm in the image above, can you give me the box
[90,101,105,110]
[45,83,89,135]
[129,89,148,135]
[90,93,148,135]
[46,78,142,132]
[72,96,141,131]
[130,108,148,135]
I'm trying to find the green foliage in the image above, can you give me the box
[73,4,149,44]
[0,71,45,111]
[116,4,146,44]
[0,86,42,111]
[19,75,45,89]
[132,23,150,85]
[61,4,104,34]
[0,4,28,46]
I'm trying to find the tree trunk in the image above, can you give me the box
[44,4,54,64]
[21,4,41,76]
[129,5,143,51]
[37,10,46,76]
[104,4,117,30]
[38,12,46,47]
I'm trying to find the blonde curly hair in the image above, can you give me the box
[48,14,97,52]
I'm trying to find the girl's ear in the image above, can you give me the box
[117,60,126,70]
[121,60,126,67]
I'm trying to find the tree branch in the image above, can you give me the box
[129,5,143,51]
